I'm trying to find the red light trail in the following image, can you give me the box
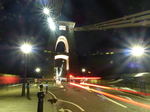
[80,82,150,96]
[70,82,150,110]
[74,77,101,80]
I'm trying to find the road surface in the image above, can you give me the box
[47,82,150,112]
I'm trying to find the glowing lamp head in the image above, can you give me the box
[47,17,56,30]
[82,68,86,72]
[43,8,50,15]
[131,46,144,56]
[47,17,53,23]
[35,68,41,73]
[21,44,32,53]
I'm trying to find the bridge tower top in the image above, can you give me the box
[58,21,75,31]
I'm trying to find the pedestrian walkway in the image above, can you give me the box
[0,84,57,112]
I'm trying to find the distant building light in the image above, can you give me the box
[44,50,47,52]
[88,71,91,73]
[48,51,51,53]
[110,52,114,54]
[59,25,66,31]
[110,61,113,64]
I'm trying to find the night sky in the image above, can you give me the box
[0,0,150,77]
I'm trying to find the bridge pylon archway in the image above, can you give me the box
[54,21,79,78]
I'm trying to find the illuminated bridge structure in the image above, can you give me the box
[46,1,150,78]
[46,21,79,79]
[74,10,150,31]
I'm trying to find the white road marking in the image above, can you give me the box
[58,108,72,112]
[48,91,85,111]
[59,99,85,111]
[98,95,127,108]
[64,109,72,112]
[80,95,87,100]
[83,97,87,100]
[58,108,64,112]
[48,91,57,99]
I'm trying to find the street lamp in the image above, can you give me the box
[131,46,145,56]
[43,7,56,31]
[81,68,86,76]
[82,68,86,73]
[21,44,32,96]
[35,68,41,73]
[47,17,56,30]
[43,7,50,15]
[21,44,32,53]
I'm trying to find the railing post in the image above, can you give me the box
[37,84,45,112]
[27,81,30,99]
[46,82,48,94]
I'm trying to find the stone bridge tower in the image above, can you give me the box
[45,21,79,78]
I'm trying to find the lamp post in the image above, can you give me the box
[131,46,146,93]
[82,68,86,76]
[21,44,32,96]
[35,67,42,78]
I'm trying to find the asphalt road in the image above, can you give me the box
[47,82,150,112]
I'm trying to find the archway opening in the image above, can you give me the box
[54,36,69,79]
[56,42,66,52]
